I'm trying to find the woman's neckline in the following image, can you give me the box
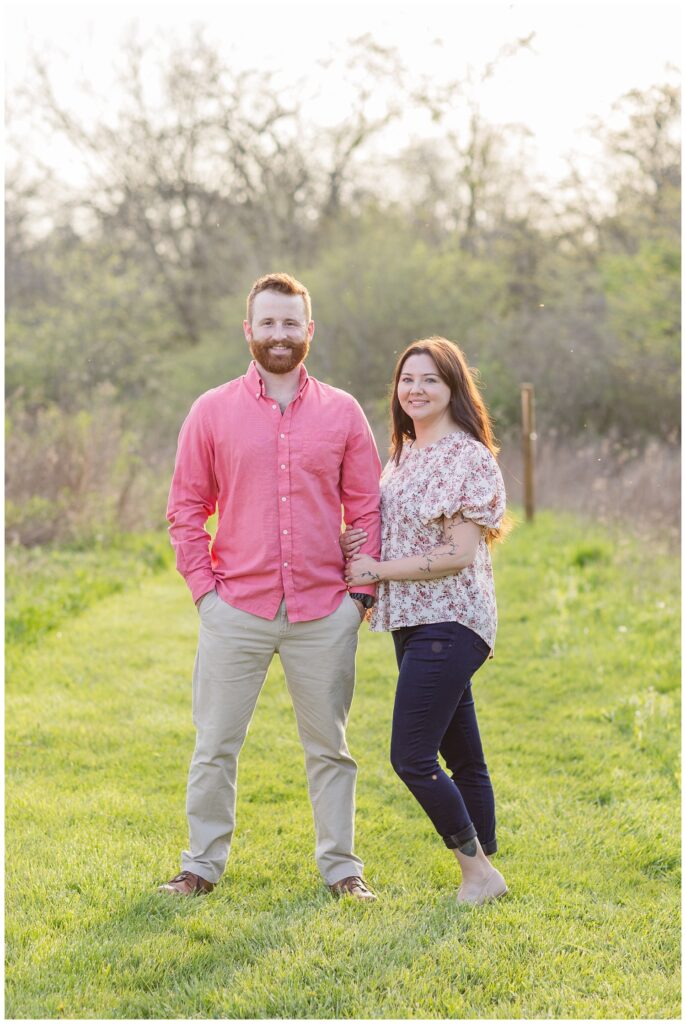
[407,429,466,453]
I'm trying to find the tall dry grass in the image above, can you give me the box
[498,432,680,546]
[5,389,169,547]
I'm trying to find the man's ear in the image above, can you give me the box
[308,320,315,341]
[243,320,252,343]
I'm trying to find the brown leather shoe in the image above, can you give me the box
[328,875,377,901]
[158,870,215,896]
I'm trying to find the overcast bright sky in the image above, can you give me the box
[5,0,681,184]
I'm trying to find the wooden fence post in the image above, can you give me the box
[521,383,536,522]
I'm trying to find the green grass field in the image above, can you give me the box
[6,513,680,1019]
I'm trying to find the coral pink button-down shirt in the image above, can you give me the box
[167,361,382,622]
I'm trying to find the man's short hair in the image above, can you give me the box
[246,273,312,323]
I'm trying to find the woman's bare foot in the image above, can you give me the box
[457,867,508,905]
[452,836,508,905]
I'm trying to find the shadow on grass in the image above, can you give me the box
[13,877,509,1018]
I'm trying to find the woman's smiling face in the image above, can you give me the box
[397,352,452,424]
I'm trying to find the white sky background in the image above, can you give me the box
[4,0,682,190]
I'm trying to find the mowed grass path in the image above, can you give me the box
[6,513,680,1019]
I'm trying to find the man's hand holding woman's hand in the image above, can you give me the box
[340,527,367,560]
[340,527,381,597]
[341,527,380,587]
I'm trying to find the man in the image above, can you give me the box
[160,273,382,901]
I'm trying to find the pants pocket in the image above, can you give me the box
[345,593,364,627]
[197,589,219,620]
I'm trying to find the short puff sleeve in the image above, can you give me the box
[418,439,506,529]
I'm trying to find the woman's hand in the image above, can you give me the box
[340,528,368,560]
[345,553,382,587]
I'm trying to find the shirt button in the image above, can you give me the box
[272,405,277,410]
[283,529,288,535]
[255,392,259,397]
[281,496,287,502]
[280,433,285,438]
[283,562,288,567]
[280,464,286,470]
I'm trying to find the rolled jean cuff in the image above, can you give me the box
[481,838,498,855]
[442,823,477,850]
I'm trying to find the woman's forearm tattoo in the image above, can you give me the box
[419,540,459,575]
[359,569,381,582]
[419,553,436,575]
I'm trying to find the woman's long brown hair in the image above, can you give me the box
[389,336,509,544]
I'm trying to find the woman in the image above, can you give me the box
[342,337,509,905]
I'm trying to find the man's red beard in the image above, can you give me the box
[249,337,310,374]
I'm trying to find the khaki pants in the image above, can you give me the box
[181,591,364,885]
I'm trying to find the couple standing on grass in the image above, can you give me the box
[162,273,509,906]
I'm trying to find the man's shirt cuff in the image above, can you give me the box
[186,569,217,605]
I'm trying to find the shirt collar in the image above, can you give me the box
[245,360,310,400]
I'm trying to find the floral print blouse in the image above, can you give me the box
[370,431,506,651]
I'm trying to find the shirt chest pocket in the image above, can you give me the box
[294,431,346,476]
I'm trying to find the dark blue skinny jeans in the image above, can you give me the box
[391,620,498,854]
